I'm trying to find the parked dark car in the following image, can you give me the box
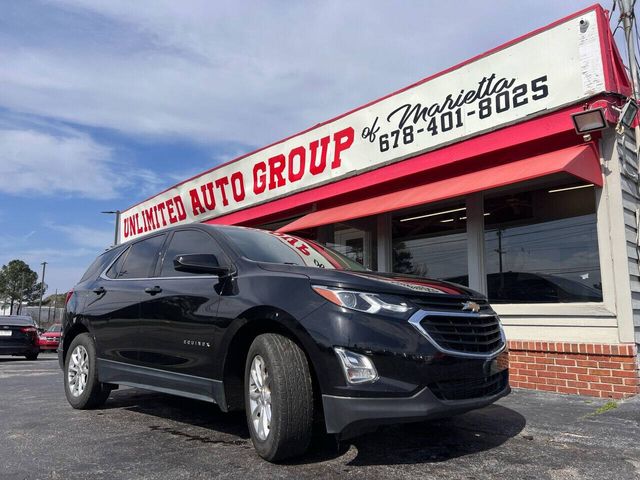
[0,315,40,360]
[59,224,509,461]
[38,324,62,352]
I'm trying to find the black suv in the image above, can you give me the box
[60,224,509,461]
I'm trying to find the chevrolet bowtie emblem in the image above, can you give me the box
[462,301,480,313]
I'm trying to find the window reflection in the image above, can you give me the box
[328,226,366,265]
[484,184,602,303]
[392,203,468,285]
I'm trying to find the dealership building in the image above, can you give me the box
[120,5,640,398]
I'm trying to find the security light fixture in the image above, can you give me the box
[619,98,638,129]
[571,108,607,134]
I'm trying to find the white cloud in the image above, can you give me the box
[0,128,113,198]
[165,147,251,183]
[45,223,114,250]
[0,0,596,147]
[0,128,163,199]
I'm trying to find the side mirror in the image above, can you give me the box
[173,254,230,276]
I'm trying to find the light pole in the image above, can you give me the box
[101,210,121,246]
[37,261,47,325]
[53,288,58,323]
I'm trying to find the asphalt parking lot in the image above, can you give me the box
[1,354,639,480]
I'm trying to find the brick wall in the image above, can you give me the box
[507,341,639,399]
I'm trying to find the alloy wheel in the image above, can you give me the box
[67,345,89,397]
[248,355,272,441]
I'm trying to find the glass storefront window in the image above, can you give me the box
[392,203,468,285]
[329,226,366,265]
[484,183,602,303]
[325,222,377,270]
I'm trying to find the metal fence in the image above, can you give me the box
[20,306,65,329]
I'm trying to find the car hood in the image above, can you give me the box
[256,263,483,300]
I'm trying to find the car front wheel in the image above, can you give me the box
[64,333,111,409]
[245,333,314,462]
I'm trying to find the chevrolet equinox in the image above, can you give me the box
[60,224,509,461]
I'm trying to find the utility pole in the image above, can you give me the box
[620,0,640,147]
[619,0,640,212]
[620,0,640,102]
[53,289,58,324]
[37,261,47,325]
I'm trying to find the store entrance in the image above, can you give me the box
[257,217,377,270]
[333,227,366,265]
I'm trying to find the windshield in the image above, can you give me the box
[48,325,61,332]
[217,227,367,271]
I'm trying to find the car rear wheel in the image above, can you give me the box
[64,333,111,409]
[244,333,313,462]
[24,352,38,361]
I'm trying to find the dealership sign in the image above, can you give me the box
[120,8,607,243]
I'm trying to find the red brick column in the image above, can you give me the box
[507,341,639,399]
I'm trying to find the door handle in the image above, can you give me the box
[144,286,163,295]
[92,286,106,295]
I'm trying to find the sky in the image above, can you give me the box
[0,0,633,295]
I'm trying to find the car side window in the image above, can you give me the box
[80,247,121,283]
[105,247,130,279]
[115,235,166,279]
[161,230,227,277]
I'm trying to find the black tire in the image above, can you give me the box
[244,333,313,462]
[64,333,111,409]
[25,352,38,361]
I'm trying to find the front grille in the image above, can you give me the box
[429,370,508,401]
[416,311,504,355]
[408,296,492,313]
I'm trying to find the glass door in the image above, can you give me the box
[328,222,376,269]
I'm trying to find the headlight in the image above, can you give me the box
[312,285,415,318]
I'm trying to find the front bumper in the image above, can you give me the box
[38,339,60,350]
[323,382,510,437]
[301,302,508,397]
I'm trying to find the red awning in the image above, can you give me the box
[277,144,602,233]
